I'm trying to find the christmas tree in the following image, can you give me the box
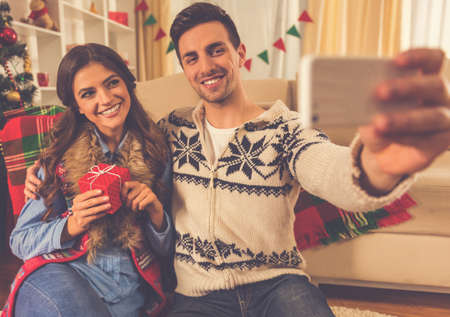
[0,1,36,115]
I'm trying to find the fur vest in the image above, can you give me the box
[1,123,170,317]
[61,122,158,262]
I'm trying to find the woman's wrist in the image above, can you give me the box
[61,215,83,244]
[145,201,165,231]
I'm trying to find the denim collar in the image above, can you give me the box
[93,128,129,163]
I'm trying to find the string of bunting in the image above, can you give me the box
[245,10,313,71]
[135,1,313,70]
[136,0,169,43]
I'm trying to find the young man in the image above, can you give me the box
[24,3,450,317]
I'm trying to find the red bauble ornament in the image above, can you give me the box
[0,26,17,45]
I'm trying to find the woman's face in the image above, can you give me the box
[73,62,131,139]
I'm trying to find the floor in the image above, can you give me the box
[1,251,450,316]
[321,284,450,317]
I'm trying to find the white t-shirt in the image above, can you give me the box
[204,119,236,165]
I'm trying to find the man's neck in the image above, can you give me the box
[203,90,264,129]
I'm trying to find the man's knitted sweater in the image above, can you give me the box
[158,101,413,297]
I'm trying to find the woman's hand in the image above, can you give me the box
[121,181,165,231]
[61,190,110,243]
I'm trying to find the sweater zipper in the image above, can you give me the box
[197,111,234,286]
[208,168,233,286]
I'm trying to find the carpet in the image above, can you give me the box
[331,306,398,317]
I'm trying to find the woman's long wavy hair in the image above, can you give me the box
[39,43,169,221]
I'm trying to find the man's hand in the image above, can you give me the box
[359,48,450,194]
[24,161,42,200]
[121,181,165,231]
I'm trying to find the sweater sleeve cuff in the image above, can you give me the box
[53,216,76,250]
[349,134,417,205]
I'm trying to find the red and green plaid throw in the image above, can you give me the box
[293,190,415,250]
[0,105,415,253]
[0,105,65,218]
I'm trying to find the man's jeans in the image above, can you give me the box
[168,274,336,317]
[14,263,111,317]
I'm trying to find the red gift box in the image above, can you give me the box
[78,163,131,214]
[108,11,128,26]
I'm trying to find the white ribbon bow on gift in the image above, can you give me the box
[87,164,122,190]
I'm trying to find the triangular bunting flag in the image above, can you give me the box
[257,50,269,64]
[166,41,175,54]
[244,58,252,71]
[273,38,286,52]
[286,25,301,38]
[298,10,313,22]
[144,14,157,26]
[154,28,166,41]
[135,0,149,12]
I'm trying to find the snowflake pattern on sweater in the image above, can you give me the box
[157,101,339,295]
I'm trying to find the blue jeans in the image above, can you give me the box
[168,274,335,317]
[14,263,111,317]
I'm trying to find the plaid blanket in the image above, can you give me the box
[0,105,415,252]
[0,105,64,244]
[294,190,415,250]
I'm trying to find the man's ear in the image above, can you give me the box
[237,43,246,67]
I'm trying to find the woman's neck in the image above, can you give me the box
[98,127,125,152]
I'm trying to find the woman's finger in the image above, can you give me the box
[133,190,155,211]
[79,195,110,211]
[76,189,104,202]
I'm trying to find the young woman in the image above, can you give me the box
[2,43,174,317]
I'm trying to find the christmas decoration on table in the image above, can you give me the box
[89,2,98,15]
[108,11,128,26]
[144,14,157,26]
[135,0,149,12]
[154,28,166,41]
[78,164,131,215]
[37,72,49,87]
[0,1,37,115]
[21,0,58,31]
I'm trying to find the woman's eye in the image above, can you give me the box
[81,90,94,98]
[107,79,120,88]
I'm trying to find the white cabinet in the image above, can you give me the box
[9,0,136,106]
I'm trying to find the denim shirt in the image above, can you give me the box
[10,130,173,317]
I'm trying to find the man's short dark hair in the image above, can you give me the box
[170,2,241,64]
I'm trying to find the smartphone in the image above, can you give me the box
[298,56,418,128]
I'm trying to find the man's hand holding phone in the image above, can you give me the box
[358,48,450,194]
